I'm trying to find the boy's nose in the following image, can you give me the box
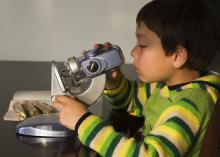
[130,46,137,59]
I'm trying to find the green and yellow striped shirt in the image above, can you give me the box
[77,71,220,157]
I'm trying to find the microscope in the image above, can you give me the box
[16,45,124,137]
[51,45,123,105]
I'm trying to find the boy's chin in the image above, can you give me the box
[138,76,156,83]
[138,76,150,83]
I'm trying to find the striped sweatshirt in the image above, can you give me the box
[76,71,220,157]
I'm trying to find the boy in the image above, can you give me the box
[52,0,220,156]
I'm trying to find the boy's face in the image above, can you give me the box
[131,22,174,83]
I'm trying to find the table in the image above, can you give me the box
[0,61,142,157]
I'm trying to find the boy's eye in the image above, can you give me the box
[138,45,147,49]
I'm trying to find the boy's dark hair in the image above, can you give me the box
[136,0,220,71]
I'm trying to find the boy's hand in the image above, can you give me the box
[52,95,88,130]
[105,69,123,89]
[93,42,124,90]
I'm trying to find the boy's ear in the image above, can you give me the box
[171,45,188,69]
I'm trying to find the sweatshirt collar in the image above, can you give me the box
[159,71,220,102]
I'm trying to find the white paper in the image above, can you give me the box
[13,90,51,101]
[3,90,51,121]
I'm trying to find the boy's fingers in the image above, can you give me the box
[80,50,86,55]
[103,42,112,48]
[112,70,118,78]
[55,95,73,103]
[107,69,121,79]
[93,42,113,51]
[93,43,104,49]
[52,102,64,111]
[66,95,75,99]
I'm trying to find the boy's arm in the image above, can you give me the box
[77,98,202,157]
[104,74,157,117]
